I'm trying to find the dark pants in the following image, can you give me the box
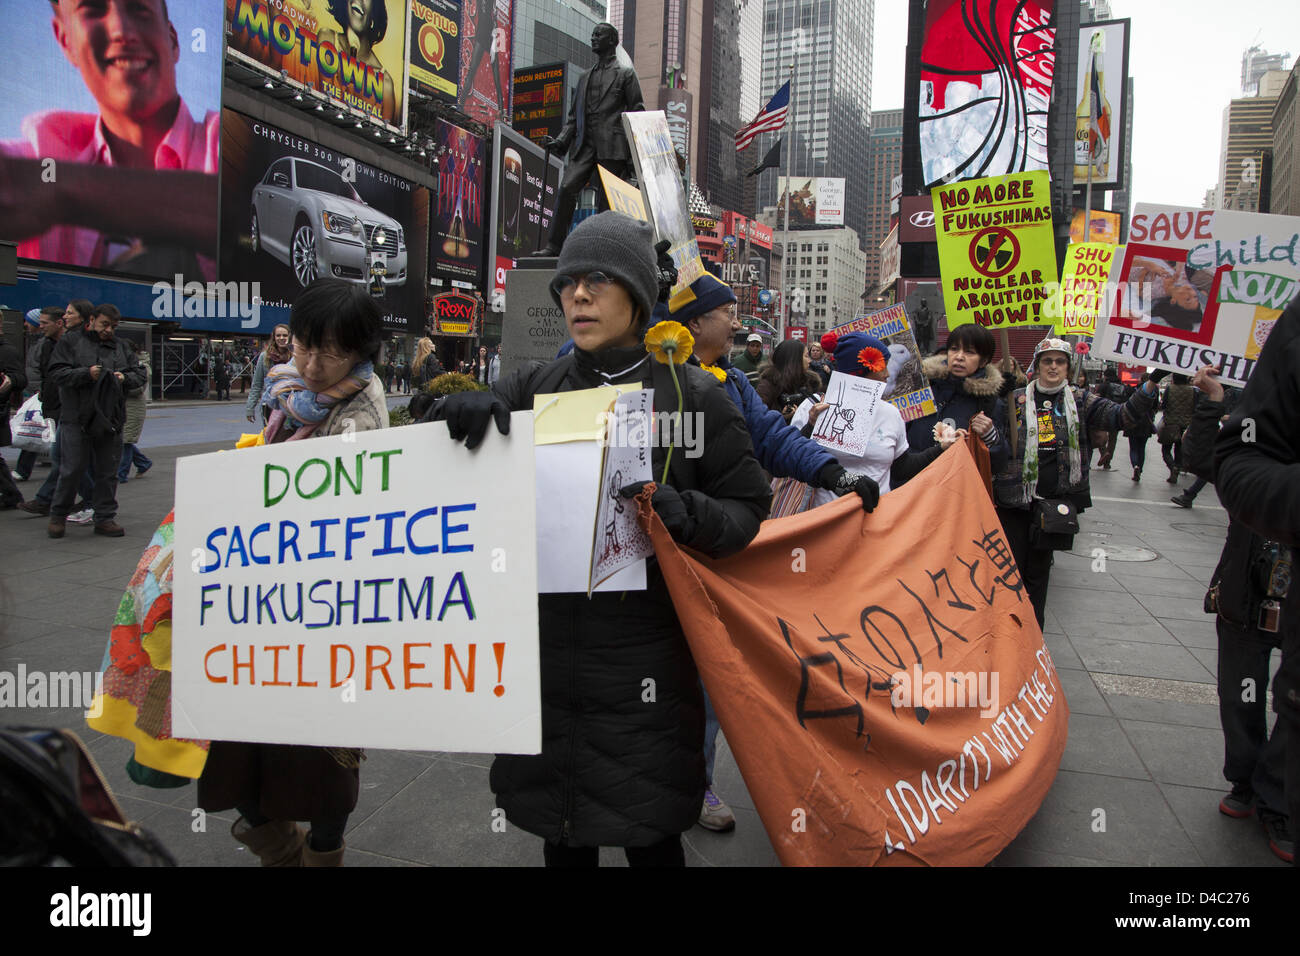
[1279,620,1300,861]
[35,428,94,506]
[1183,476,1208,499]
[548,150,633,248]
[1096,430,1118,466]
[118,442,152,480]
[51,423,122,522]
[997,506,1054,629]
[542,834,685,868]
[1128,433,1149,470]
[0,453,21,506]
[236,802,347,852]
[1160,440,1183,472]
[1217,618,1289,815]
[15,449,36,480]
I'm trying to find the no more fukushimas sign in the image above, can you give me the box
[172,417,540,753]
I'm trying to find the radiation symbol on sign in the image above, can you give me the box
[969,226,1020,278]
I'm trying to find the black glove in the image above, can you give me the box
[653,239,678,303]
[1148,368,1170,383]
[819,463,880,513]
[428,390,510,450]
[621,481,695,543]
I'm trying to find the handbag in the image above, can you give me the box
[769,475,817,518]
[1030,497,1079,550]
[10,393,53,453]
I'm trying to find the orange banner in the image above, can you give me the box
[642,443,1069,865]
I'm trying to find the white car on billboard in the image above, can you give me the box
[250,158,408,289]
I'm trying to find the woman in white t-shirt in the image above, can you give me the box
[791,331,958,508]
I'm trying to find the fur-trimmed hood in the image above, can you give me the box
[921,355,1005,397]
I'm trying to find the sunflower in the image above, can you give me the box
[644,320,694,366]
[857,346,886,373]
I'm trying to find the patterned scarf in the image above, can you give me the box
[265,341,291,366]
[1021,382,1081,500]
[263,358,372,442]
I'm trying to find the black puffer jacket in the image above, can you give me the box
[47,327,145,425]
[488,344,771,847]
[0,341,28,446]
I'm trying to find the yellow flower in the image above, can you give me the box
[645,320,694,366]
[235,432,266,449]
[701,363,727,382]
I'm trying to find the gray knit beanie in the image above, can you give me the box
[552,212,659,325]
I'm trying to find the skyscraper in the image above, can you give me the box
[1218,81,1287,212]
[864,109,902,292]
[756,0,874,249]
[513,0,609,107]
[1271,61,1300,218]
[1242,45,1292,96]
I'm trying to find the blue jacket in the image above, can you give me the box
[703,358,835,485]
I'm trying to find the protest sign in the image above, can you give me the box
[642,442,1069,865]
[172,419,541,753]
[622,111,706,304]
[833,305,937,423]
[1092,204,1300,385]
[931,171,1057,329]
[591,390,655,592]
[599,165,649,221]
[813,373,885,458]
[1048,242,1120,337]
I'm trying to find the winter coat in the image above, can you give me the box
[1157,382,1196,444]
[994,381,1157,512]
[123,358,149,444]
[488,343,771,847]
[731,349,763,375]
[906,356,1010,475]
[36,335,63,419]
[319,375,388,436]
[47,327,145,425]
[705,358,835,485]
[754,368,822,419]
[245,353,268,419]
[0,341,28,446]
[25,338,43,395]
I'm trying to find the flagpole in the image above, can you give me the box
[779,63,794,342]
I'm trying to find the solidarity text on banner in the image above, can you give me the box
[1048,242,1120,337]
[171,417,542,754]
[1091,204,1300,386]
[931,171,1058,329]
[642,443,1069,865]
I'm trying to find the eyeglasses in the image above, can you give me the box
[550,271,614,300]
[292,343,351,366]
[1039,356,1069,367]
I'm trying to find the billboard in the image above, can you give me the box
[512,62,567,147]
[776,177,847,226]
[1092,204,1300,386]
[1073,19,1130,190]
[1070,208,1122,244]
[219,110,430,333]
[227,0,411,133]
[431,118,487,291]
[458,0,514,128]
[0,1,223,281]
[489,122,565,308]
[410,0,462,101]
[661,88,693,166]
[917,0,1055,190]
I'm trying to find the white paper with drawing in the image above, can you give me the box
[590,388,655,592]
[812,372,885,458]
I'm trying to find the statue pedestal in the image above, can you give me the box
[501,267,569,378]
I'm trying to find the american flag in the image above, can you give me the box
[735,81,790,152]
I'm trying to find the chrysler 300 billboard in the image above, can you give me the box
[220,109,429,331]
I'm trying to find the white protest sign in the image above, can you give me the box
[172,417,541,754]
[591,388,654,592]
[813,372,886,458]
[1092,204,1300,385]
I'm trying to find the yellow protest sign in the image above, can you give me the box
[931,171,1057,329]
[598,165,648,221]
[1048,242,1120,337]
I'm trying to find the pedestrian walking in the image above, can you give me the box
[1092,368,1126,469]
[213,350,231,401]
[1158,373,1196,484]
[993,338,1161,627]
[245,324,291,425]
[0,325,29,509]
[117,343,152,483]
[1124,374,1156,480]
[14,309,44,481]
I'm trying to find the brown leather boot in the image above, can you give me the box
[94,520,126,537]
[231,817,305,866]
[302,837,345,867]
[48,516,65,538]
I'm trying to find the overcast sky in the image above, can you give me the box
[871,0,1300,208]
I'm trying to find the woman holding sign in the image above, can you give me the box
[425,212,772,866]
[198,280,388,866]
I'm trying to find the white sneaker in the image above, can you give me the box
[67,508,95,525]
[698,788,736,832]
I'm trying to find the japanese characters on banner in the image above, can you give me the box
[931,171,1058,329]
[834,304,937,422]
[0,2,222,281]
[917,0,1055,190]
[409,0,463,101]
[458,0,514,128]
[1048,243,1120,338]
[642,443,1069,865]
[1092,204,1300,386]
[172,419,542,753]
[623,111,706,301]
[226,0,411,133]
[431,119,486,291]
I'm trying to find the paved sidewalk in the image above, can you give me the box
[0,443,1286,867]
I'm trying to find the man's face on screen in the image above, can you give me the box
[53,0,180,126]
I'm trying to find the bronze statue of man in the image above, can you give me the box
[535,23,644,256]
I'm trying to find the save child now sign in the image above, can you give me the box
[171,417,541,753]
